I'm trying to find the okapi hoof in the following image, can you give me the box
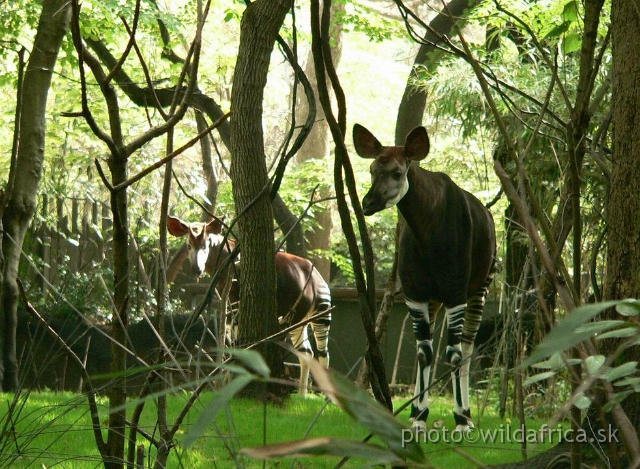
[453,409,474,433]
[446,345,462,366]
[410,418,428,433]
[454,424,474,434]
[410,405,430,431]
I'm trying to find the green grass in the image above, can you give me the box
[0,390,564,468]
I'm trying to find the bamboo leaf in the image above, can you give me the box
[240,437,405,464]
[603,390,634,412]
[183,374,253,448]
[616,299,640,316]
[524,371,556,387]
[584,355,606,376]
[595,326,639,340]
[575,320,625,335]
[519,301,620,369]
[602,361,638,382]
[305,357,425,463]
[613,376,640,389]
[573,393,592,410]
[530,352,577,370]
[224,348,271,378]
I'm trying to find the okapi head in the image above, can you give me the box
[353,124,430,215]
[166,216,225,276]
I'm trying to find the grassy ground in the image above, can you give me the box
[1,389,563,468]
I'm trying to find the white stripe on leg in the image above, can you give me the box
[406,299,433,428]
[445,304,467,366]
[452,341,475,432]
[460,341,474,412]
[290,326,313,396]
[298,356,310,398]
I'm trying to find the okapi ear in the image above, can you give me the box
[353,124,383,159]
[167,216,189,237]
[206,216,225,235]
[404,127,430,161]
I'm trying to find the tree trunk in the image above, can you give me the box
[0,0,70,392]
[230,0,292,394]
[394,0,480,143]
[196,112,218,216]
[293,0,345,279]
[602,0,640,454]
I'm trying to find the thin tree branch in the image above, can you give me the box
[103,0,142,86]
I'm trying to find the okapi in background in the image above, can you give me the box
[354,124,496,432]
[167,216,332,397]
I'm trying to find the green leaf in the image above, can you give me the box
[616,299,640,316]
[531,352,579,370]
[562,1,579,22]
[223,348,271,378]
[575,320,625,335]
[524,371,556,387]
[613,376,640,389]
[240,437,405,464]
[584,355,606,375]
[183,374,253,448]
[562,32,582,54]
[595,326,639,340]
[574,393,592,410]
[543,21,570,40]
[305,358,424,463]
[519,301,620,369]
[602,362,638,382]
[603,390,634,412]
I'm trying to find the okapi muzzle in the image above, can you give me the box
[361,158,410,215]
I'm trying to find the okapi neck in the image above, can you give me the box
[397,165,444,227]
[206,235,237,273]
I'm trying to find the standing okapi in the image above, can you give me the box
[167,215,332,397]
[354,124,496,432]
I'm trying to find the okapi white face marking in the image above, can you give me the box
[353,124,430,215]
[367,156,410,214]
[166,216,224,277]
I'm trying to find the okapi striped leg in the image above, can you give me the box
[290,325,313,397]
[407,299,440,429]
[452,280,491,431]
[312,284,332,369]
[445,303,467,366]
[310,314,331,369]
[446,303,473,432]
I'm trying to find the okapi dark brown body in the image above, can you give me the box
[354,124,496,432]
[394,170,495,309]
[167,216,332,396]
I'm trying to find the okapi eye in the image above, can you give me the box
[393,171,403,180]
